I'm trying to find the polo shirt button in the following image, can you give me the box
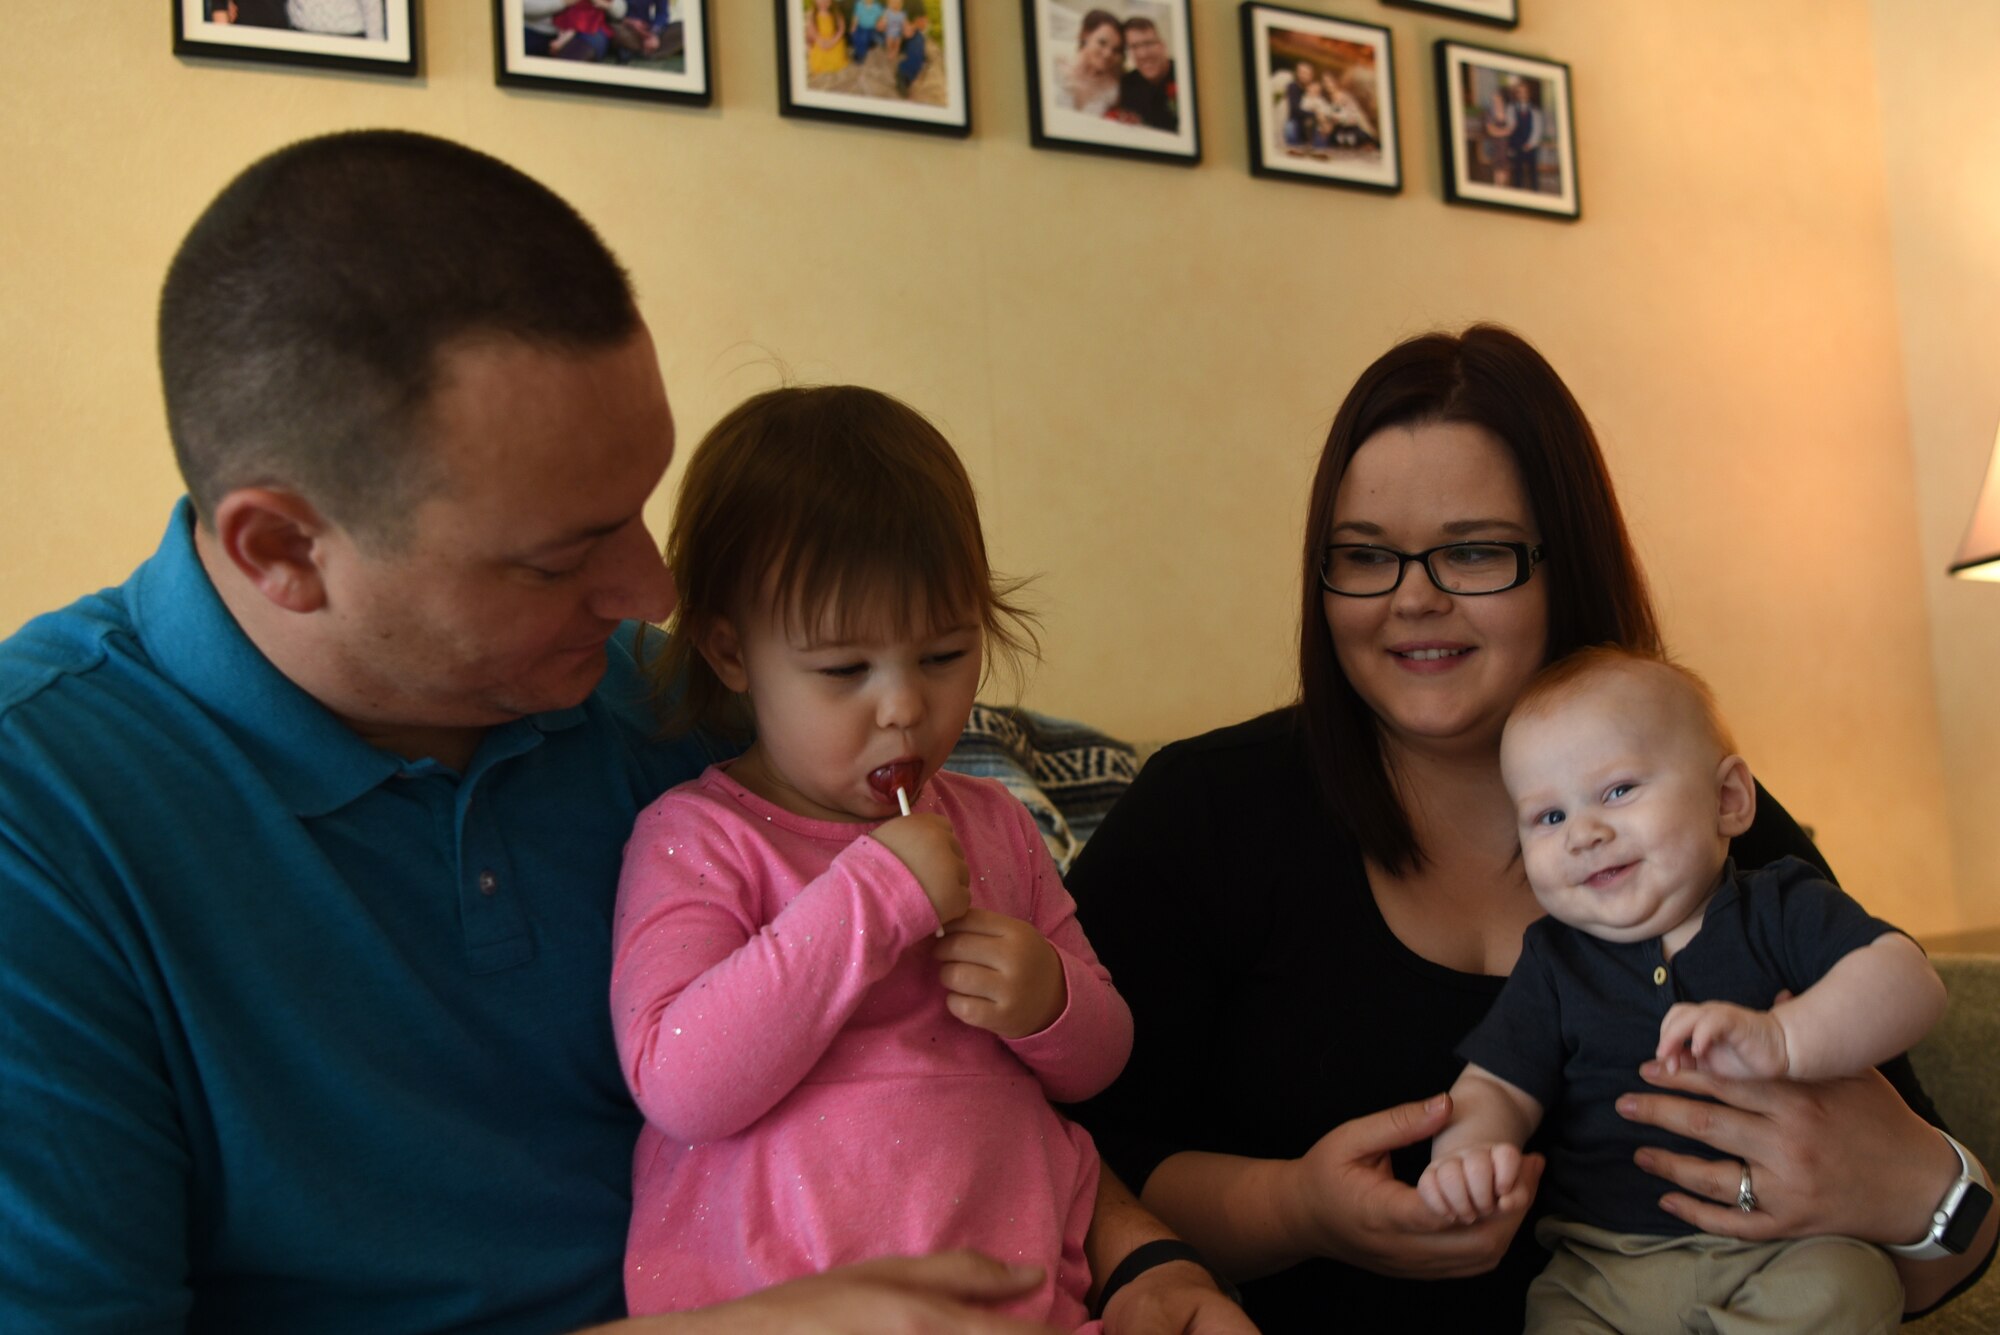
[1653,965,1667,985]
[478,870,498,896]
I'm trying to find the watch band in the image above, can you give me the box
[1885,1129,1995,1260]
[1091,1239,1243,1318]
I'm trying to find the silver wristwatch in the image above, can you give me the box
[1884,1130,1994,1260]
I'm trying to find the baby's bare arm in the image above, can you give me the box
[1419,1066,1546,1222]
[1430,1064,1544,1161]
[1774,933,1946,1080]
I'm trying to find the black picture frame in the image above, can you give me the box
[1435,39,1578,220]
[173,0,420,76]
[1241,4,1399,193]
[493,0,712,106]
[1022,0,1201,165]
[1381,0,1518,29]
[776,0,971,138]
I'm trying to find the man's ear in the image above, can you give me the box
[696,616,751,694]
[209,488,332,614]
[1716,753,1757,839]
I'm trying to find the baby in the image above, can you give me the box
[879,0,908,58]
[1422,645,1953,1334]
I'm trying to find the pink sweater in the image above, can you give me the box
[612,765,1133,1325]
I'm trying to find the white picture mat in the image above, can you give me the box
[1034,0,1197,156]
[1443,44,1577,215]
[784,0,968,126]
[500,0,709,94]
[1249,7,1397,188]
[178,0,414,63]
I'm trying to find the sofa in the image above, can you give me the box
[1904,953,2000,1332]
[946,710,2000,1331]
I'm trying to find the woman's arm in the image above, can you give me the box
[1675,784,1999,1310]
[1138,1094,1541,1282]
[1617,1063,1995,1313]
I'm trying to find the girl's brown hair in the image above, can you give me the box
[653,384,1037,736]
[1298,324,1661,873]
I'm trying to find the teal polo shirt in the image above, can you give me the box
[0,502,717,1333]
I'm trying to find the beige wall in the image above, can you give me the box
[1872,0,2000,937]
[0,2,1992,934]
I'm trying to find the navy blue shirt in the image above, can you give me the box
[0,503,717,1334]
[1458,856,1900,1236]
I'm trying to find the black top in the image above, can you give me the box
[1460,857,1898,1236]
[1114,63,1179,132]
[1063,708,1938,1335]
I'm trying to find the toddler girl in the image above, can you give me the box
[805,0,848,77]
[614,385,1133,1327]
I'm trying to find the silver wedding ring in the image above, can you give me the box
[1737,1164,1757,1213]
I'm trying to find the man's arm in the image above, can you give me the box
[1087,1169,1258,1335]
[0,832,193,1332]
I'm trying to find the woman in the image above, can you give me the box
[1065,326,1995,1332]
[1480,83,1516,184]
[1055,9,1124,117]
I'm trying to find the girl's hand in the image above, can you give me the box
[1292,1095,1542,1278]
[1656,1001,1789,1079]
[934,908,1065,1038]
[1617,1061,1953,1244]
[873,814,970,929]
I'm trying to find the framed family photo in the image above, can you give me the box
[493,1,711,106]
[1436,40,1578,219]
[776,0,970,137]
[173,0,419,76]
[1022,0,1200,164]
[1240,4,1398,193]
[1381,0,1517,28]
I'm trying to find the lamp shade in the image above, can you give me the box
[1949,419,2000,581]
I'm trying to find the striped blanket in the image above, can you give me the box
[944,704,1141,875]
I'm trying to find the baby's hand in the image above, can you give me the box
[933,908,1066,1038]
[1655,1000,1788,1078]
[1418,1142,1523,1224]
[871,813,970,929]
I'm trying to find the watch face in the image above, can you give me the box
[1942,1181,1994,1254]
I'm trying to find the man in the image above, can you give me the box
[1507,78,1544,190]
[0,131,1250,1335]
[1110,17,1177,133]
[893,0,931,97]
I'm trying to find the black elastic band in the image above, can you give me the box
[1091,1238,1242,1318]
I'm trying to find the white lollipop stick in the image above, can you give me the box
[897,785,945,937]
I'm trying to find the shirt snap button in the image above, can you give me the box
[478,870,498,896]
[1652,965,1667,985]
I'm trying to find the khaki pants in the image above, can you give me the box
[1525,1217,1904,1335]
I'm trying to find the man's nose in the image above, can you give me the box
[589,519,676,623]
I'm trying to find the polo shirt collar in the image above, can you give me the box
[131,500,584,817]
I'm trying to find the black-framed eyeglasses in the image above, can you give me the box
[1319,541,1545,597]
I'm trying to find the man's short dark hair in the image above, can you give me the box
[158,130,639,543]
[1122,17,1159,38]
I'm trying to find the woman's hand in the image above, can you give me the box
[1289,1094,1543,1279]
[1616,1061,1953,1244]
